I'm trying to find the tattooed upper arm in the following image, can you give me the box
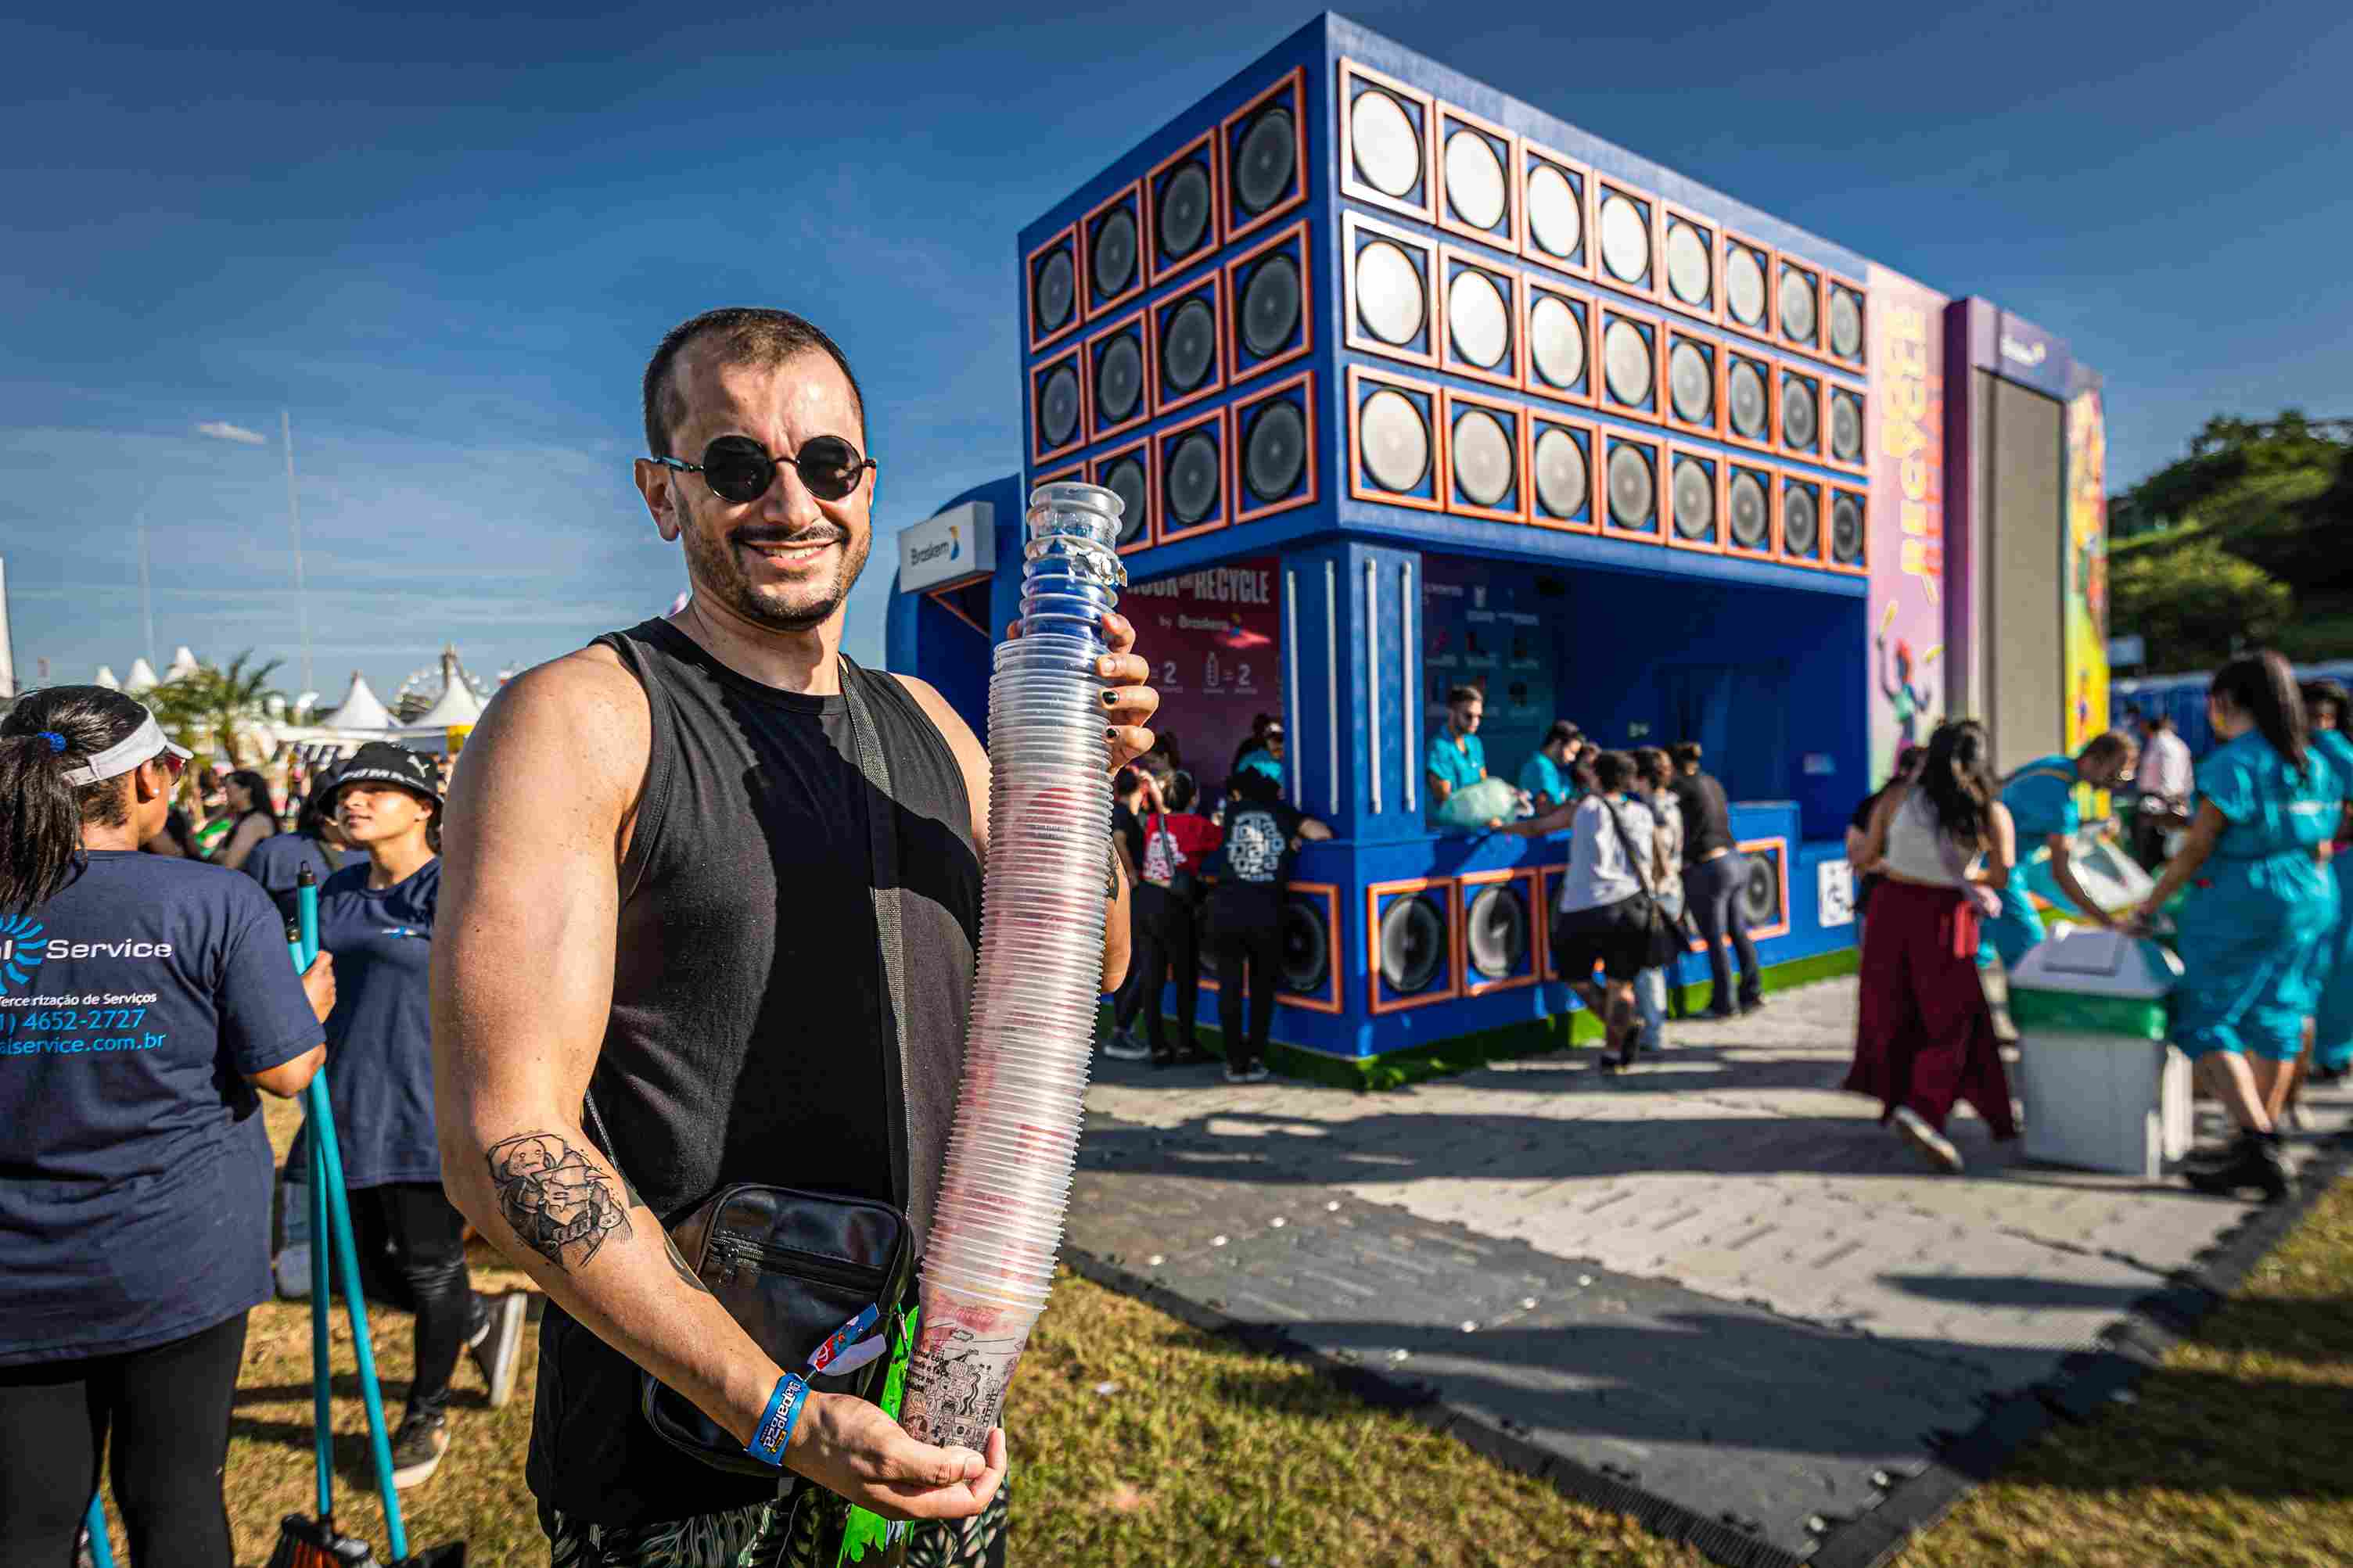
[485,1131,631,1272]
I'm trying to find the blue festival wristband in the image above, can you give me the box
[745,1372,810,1468]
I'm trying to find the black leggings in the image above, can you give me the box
[348,1181,477,1421]
[1209,895,1283,1062]
[0,1310,249,1568]
[1132,885,1202,1056]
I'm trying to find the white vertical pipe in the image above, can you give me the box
[1284,567,1301,808]
[1324,559,1338,817]
[1401,560,1417,815]
[1365,558,1381,816]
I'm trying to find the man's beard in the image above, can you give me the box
[681,516,869,633]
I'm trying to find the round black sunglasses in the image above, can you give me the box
[652,434,875,504]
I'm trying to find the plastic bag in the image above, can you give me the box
[1434,774,1521,831]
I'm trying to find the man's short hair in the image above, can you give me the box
[1669,741,1703,769]
[2301,679,2348,725]
[2080,730,2134,769]
[642,307,868,461]
[1447,684,1482,707]
[1543,720,1582,748]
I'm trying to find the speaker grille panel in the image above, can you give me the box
[1738,851,1783,928]
[1664,217,1712,308]
[1671,456,1715,540]
[1781,374,1819,450]
[1160,296,1217,394]
[1727,468,1769,549]
[1603,318,1653,406]
[1668,340,1713,424]
[1830,388,1864,461]
[1350,88,1421,198]
[1466,884,1529,978]
[1094,334,1143,428]
[1451,408,1514,507]
[1529,296,1586,390]
[1447,268,1511,368]
[1165,430,1221,525]
[1598,192,1650,285]
[1830,491,1866,564]
[1443,127,1507,230]
[1033,249,1076,337]
[1379,893,1447,993]
[1725,243,1767,330]
[1241,253,1302,359]
[1157,161,1212,264]
[1779,266,1818,344]
[1103,455,1149,546]
[1234,106,1297,216]
[1360,389,1432,493]
[1782,482,1820,556]
[1532,428,1588,518]
[1829,285,1865,360]
[1242,400,1306,503]
[1525,163,1582,260]
[1038,363,1080,450]
[1355,239,1427,346]
[1727,359,1769,440]
[1090,208,1137,303]
[1608,443,1655,531]
[1280,895,1330,995]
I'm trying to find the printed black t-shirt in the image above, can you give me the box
[316,858,442,1189]
[0,852,320,1364]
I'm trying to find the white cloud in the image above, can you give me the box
[196,420,268,445]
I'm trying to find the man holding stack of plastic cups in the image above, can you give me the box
[433,307,1158,1568]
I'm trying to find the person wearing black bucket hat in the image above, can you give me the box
[314,741,527,1490]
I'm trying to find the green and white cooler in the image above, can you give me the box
[2008,928,2191,1177]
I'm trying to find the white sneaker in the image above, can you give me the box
[1891,1106,1964,1173]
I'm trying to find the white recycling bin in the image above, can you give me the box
[2008,928,2192,1177]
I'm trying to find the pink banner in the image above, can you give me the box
[1864,265,1951,784]
[1123,558,1281,784]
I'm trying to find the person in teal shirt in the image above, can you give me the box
[2133,653,2344,1201]
[2298,679,2353,1078]
[1517,721,1586,811]
[1980,733,2138,967]
[1426,685,1489,806]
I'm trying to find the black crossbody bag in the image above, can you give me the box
[1600,798,1685,971]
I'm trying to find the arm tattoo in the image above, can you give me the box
[1106,835,1123,900]
[485,1132,631,1273]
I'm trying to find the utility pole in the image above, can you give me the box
[138,521,156,672]
[283,409,314,694]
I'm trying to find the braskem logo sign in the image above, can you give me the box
[0,915,48,994]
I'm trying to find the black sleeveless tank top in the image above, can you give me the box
[527,618,981,1525]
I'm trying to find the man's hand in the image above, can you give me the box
[1004,611,1157,773]
[789,1396,1008,1522]
[300,953,336,1024]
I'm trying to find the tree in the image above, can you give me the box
[146,651,286,766]
[2111,539,2291,673]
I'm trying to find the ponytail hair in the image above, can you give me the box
[0,686,152,913]
[1917,719,1997,848]
[2211,651,2308,777]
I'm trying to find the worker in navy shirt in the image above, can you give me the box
[0,688,332,1568]
[1980,732,2138,968]
[316,742,527,1490]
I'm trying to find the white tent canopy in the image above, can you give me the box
[322,669,393,731]
[166,645,200,682]
[406,648,482,729]
[95,666,120,691]
[124,658,160,694]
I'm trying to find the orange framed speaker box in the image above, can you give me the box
[1026,224,1080,353]
[1029,346,1084,465]
[1722,456,1778,561]
[1232,369,1319,525]
[1661,321,1724,438]
[1090,438,1155,557]
[1367,877,1460,1014]
[1080,181,1145,321]
[1337,58,1435,224]
[1083,306,1150,447]
[1824,484,1869,576]
[1776,362,1824,463]
[1438,243,1522,389]
[1439,384,1528,525]
[1774,255,1824,357]
[1590,174,1659,301]
[1347,364,1446,512]
[1342,210,1438,369]
[1777,468,1826,569]
[1596,303,1665,424]
[1823,377,1868,474]
[1278,881,1344,1015]
[1222,66,1308,245]
[1151,270,1226,418]
[1657,200,1723,325]
[1155,405,1230,545]
[1600,427,1664,544]
[1737,837,1791,941]
[1145,127,1223,289]
[1520,277,1597,407]
[1433,99,1519,254]
[1457,867,1540,996]
[1225,219,1312,385]
[1517,135,1593,280]
[1664,441,1726,555]
[1719,228,1776,344]
[1823,270,1867,369]
[1723,342,1776,453]
[1527,411,1600,534]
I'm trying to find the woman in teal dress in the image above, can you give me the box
[2132,652,2343,1200]
[2298,679,2353,1082]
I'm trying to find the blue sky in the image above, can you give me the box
[5,1,2347,702]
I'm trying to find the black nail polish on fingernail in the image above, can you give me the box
[1105,727,1119,741]
[1101,690,1119,707]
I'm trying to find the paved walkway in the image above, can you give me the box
[1065,978,2352,1566]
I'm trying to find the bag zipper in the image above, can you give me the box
[710,1234,889,1294]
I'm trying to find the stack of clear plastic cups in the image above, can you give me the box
[900,481,1127,1453]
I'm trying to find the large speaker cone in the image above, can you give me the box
[1354,239,1426,346]
[1829,285,1864,359]
[1529,296,1585,389]
[1157,161,1212,263]
[1166,430,1220,525]
[1783,483,1820,555]
[1669,340,1713,423]
[1451,408,1514,507]
[1090,209,1137,302]
[1664,217,1712,307]
[1447,269,1509,368]
[1598,192,1649,284]
[1526,163,1582,259]
[1672,456,1715,540]
[1104,455,1148,546]
[1781,376,1819,449]
[1280,895,1330,994]
[1726,246,1766,328]
[1532,427,1587,518]
[1830,389,1863,461]
[1728,468,1769,548]
[1242,400,1306,503]
[1465,884,1529,979]
[1350,88,1421,198]
[1831,492,1866,563]
[1038,363,1080,448]
[1360,389,1431,493]
[1443,127,1507,229]
[1378,892,1446,993]
[1779,267,1817,343]
[1094,335,1143,426]
[1033,249,1075,335]
[1727,360,1768,439]
[1160,296,1216,393]
[1603,318,1653,406]
[1234,106,1296,216]
[1608,444,1654,530]
[1241,253,1302,358]
[1738,852,1780,927]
